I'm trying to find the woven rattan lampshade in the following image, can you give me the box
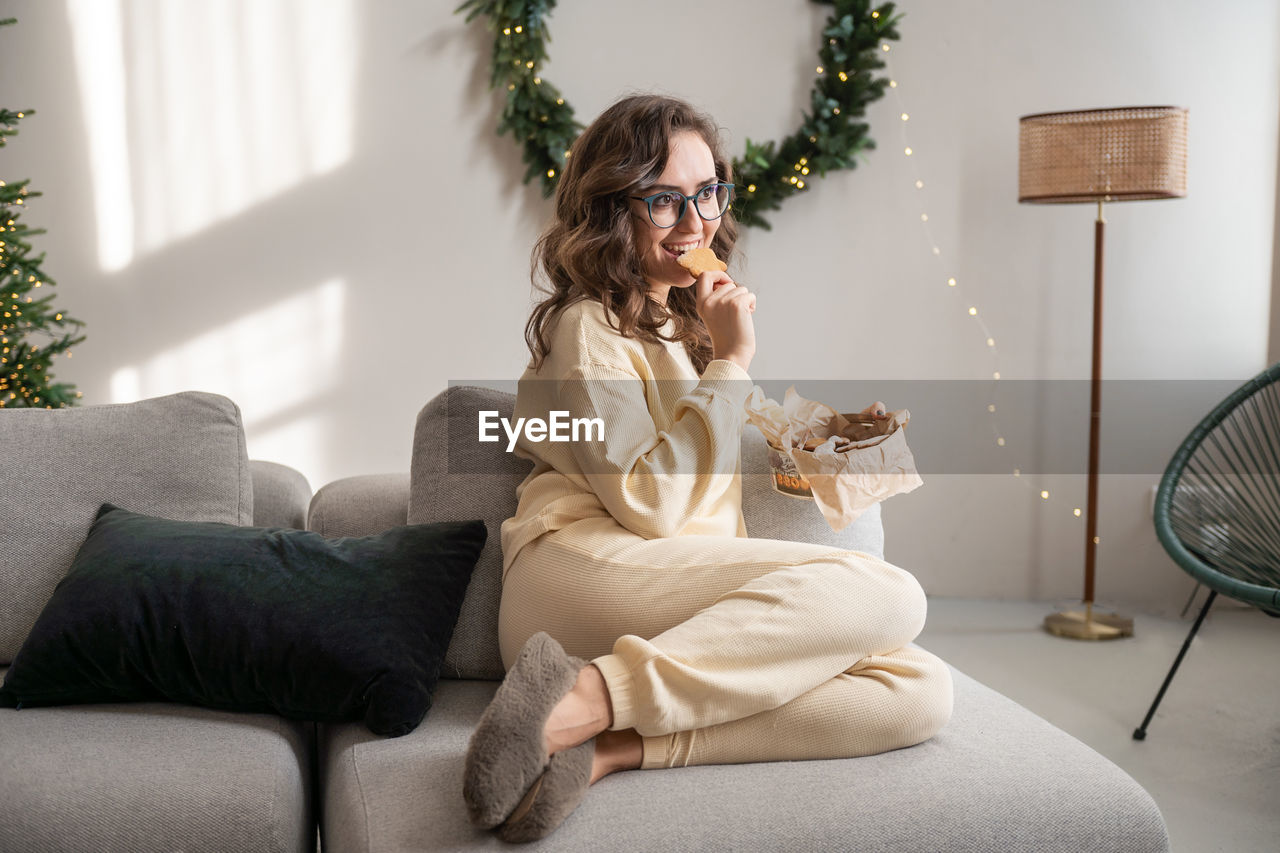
[1019,106,1188,203]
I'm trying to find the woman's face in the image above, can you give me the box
[632,130,721,305]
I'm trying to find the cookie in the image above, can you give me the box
[676,247,727,278]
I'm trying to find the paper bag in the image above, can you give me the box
[744,386,923,531]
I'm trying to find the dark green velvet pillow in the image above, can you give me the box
[0,503,486,737]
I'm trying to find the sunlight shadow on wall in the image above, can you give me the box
[109,278,345,477]
[66,0,357,273]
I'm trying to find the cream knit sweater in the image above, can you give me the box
[499,297,755,576]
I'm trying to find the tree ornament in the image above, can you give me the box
[456,0,902,230]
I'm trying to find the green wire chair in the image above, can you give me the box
[1134,361,1280,740]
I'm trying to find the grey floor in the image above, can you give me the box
[917,593,1280,853]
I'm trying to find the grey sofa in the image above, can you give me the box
[0,387,1172,852]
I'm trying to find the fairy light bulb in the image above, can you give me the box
[1041,491,1050,500]
[947,277,956,286]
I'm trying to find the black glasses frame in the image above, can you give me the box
[629,182,735,229]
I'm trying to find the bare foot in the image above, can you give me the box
[543,664,613,756]
[589,728,644,784]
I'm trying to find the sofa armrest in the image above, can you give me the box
[248,459,312,530]
[307,473,410,538]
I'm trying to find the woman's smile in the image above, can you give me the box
[659,240,702,260]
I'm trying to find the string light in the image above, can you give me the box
[881,41,1083,525]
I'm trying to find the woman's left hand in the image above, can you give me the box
[860,401,889,420]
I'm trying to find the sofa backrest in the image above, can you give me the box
[0,392,253,665]
[409,385,885,681]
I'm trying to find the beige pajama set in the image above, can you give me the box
[498,298,953,770]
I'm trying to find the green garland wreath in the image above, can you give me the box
[456,0,902,230]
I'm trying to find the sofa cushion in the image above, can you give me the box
[316,655,1169,852]
[0,503,487,737]
[0,392,254,665]
[249,459,313,529]
[309,473,411,537]
[740,422,885,554]
[409,385,887,681]
[410,384,530,681]
[0,665,314,853]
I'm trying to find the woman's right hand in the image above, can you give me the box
[694,270,756,373]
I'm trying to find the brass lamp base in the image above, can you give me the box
[1044,603,1134,641]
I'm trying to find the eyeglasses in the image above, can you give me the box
[629,182,734,228]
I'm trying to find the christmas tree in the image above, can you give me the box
[1,17,85,409]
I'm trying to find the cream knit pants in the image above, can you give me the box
[498,516,954,770]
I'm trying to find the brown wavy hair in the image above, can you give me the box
[524,93,739,375]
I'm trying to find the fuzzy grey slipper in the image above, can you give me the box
[463,632,586,829]
[495,738,596,844]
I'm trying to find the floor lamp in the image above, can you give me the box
[1018,106,1189,641]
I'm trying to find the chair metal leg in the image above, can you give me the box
[1133,589,1217,740]
[1179,580,1202,619]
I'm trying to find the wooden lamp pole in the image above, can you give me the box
[1043,200,1134,640]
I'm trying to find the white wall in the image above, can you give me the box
[2,0,1276,616]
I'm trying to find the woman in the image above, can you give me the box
[463,93,953,843]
